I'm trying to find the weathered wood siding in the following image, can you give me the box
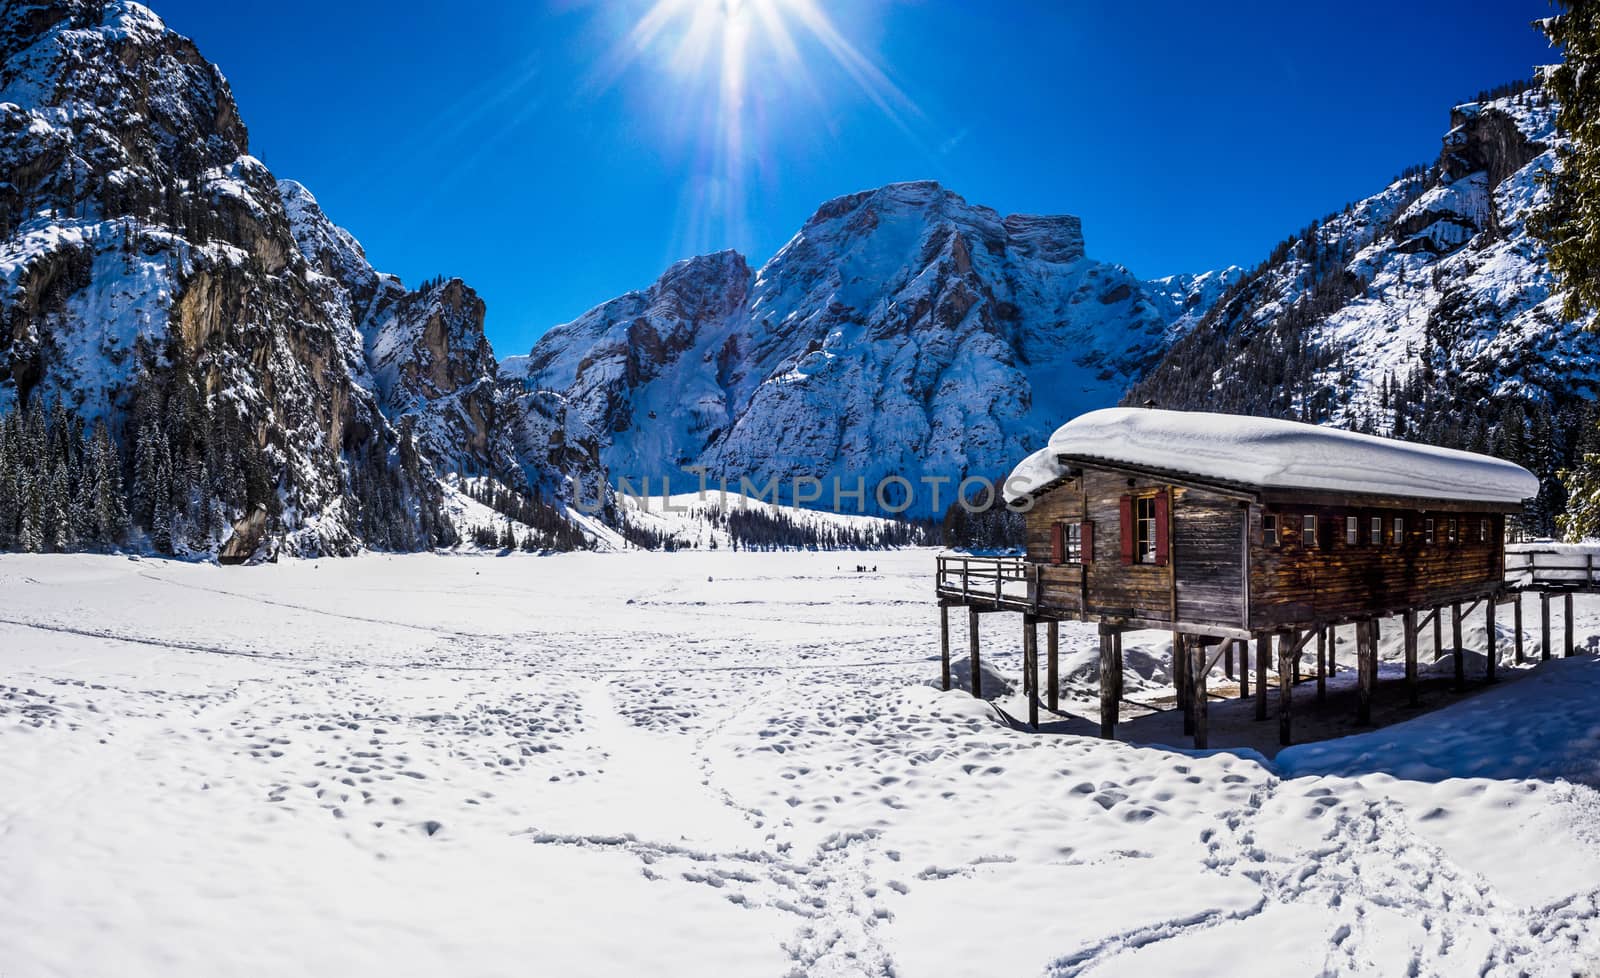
[1249,508,1504,629]
[1174,490,1246,627]
[1023,479,1085,564]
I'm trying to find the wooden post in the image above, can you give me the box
[1541,591,1552,661]
[1181,634,1195,737]
[939,604,951,691]
[1046,620,1059,712]
[1099,625,1118,739]
[1113,630,1125,704]
[1433,606,1443,661]
[1191,638,1209,750]
[1403,607,1419,707]
[1326,624,1336,675]
[1357,620,1375,724]
[1173,631,1189,714]
[1485,599,1497,683]
[1254,633,1269,721]
[1452,602,1465,691]
[1277,630,1294,746]
[1238,639,1249,700]
[1315,627,1327,703]
[1566,592,1576,658]
[969,607,982,698]
[1023,615,1039,728]
[1514,595,1524,664]
[1225,641,1235,680]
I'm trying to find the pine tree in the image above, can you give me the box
[1535,1,1600,327]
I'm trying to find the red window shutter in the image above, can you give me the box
[1080,522,1094,564]
[1050,523,1064,564]
[1119,495,1134,564]
[1154,490,1170,566]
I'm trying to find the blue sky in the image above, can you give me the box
[149,0,1554,355]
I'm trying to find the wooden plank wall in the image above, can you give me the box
[1174,490,1246,626]
[1250,509,1504,629]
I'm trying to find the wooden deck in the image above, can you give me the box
[1505,544,1600,592]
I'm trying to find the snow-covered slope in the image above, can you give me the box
[511,182,1236,513]
[1130,83,1600,532]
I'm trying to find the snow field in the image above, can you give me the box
[0,550,1598,976]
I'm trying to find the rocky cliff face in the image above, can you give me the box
[1129,83,1600,531]
[0,1,525,554]
[510,181,1227,512]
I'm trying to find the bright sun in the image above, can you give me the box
[598,0,918,252]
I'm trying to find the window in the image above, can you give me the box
[1135,496,1157,563]
[1448,517,1458,543]
[1346,516,1359,546]
[1066,522,1082,562]
[1371,516,1383,545]
[1303,514,1318,548]
[1051,522,1091,564]
[1263,514,1279,547]
[1480,518,1490,543]
[1393,516,1404,543]
[1425,518,1435,544]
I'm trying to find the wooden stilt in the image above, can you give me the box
[1485,599,1497,683]
[1514,594,1524,664]
[1238,639,1250,700]
[1315,626,1327,703]
[1566,591,1576,658]
[1181,635,1195,736]
[1277,630,1294,746]
[968,607,982,698]
[1434,605,1443,662]
[1541,591,1552,661]
[939,604,951,691]
[1046,620,1059,712]
[1023,615,1039,729]
[1173,631,1189,713]
[1191,639,1209,750]
[1225,641,1235,680]
[1357,620,1375,724]
[1403,607,1419,707]
[1452,602,1465,691]
[1254,633,1269,721]
[1327,624,1336,675]
[1113,630,1124,704]
[1099,625,1118,739]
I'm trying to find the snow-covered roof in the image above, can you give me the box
[1004,408,1539,505]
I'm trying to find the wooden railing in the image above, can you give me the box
[935,554,1031,608]
[1505,544,1600,590]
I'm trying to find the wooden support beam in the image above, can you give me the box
[1046,620,1059,712]
[1099,625,1118,739]
[1434,606,1443,663]
[1181,634,1195,737]
[1023,615,1039,729]
[1316,626,1327,703]
[1238,639,1250,700]
[1513,595,1524,665]
[1327,624,1336,675]
[1485,599,1497,683]
[1452,602,1465,692]
[1403,607,1419,707]
[1357,620,1375,725]
[969,607,982,699]
[1173,631,1189,715]
[1541,591,1552,662]
[1113,630,1124,704]
[1225,641,1235,680]
[1191,638,1209,750]
[1566,592,1576,658]
[1254,633,1269,721]
[1277,630,1294,747]
[939,605,951,692]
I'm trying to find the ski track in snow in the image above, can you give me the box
[2,550,1600,977]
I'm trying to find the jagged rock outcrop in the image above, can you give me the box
[509,181,1229,511]
[1129,83,1600,532]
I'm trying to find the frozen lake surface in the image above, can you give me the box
[2,550,1599,977]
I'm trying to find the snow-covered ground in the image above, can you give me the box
[2,550,1599,977]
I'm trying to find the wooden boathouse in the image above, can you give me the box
[935,407,1543,748]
